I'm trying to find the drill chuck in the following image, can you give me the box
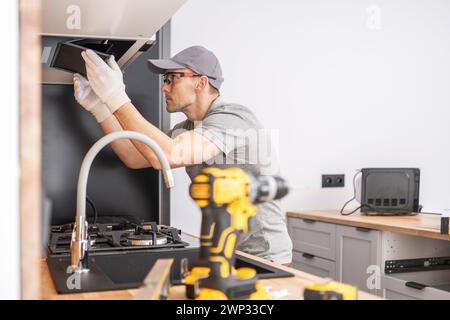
[251,175,289,203]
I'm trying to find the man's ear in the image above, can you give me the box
[195,76,209,92]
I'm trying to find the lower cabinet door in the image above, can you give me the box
[336,225,381,296]
[292,251,336,280]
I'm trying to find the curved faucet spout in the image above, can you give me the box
[71,131,175,272]
[77,131,174,220]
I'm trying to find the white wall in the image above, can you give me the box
[0,1,20,299]
[170,0,450,236]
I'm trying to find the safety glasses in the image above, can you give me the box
[163,72,201,86]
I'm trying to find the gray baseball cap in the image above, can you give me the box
[147,45,224,90]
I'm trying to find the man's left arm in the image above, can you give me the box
[114,102,221,169]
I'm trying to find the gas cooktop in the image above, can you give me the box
[48,215,189,255]
[46,215,293,294]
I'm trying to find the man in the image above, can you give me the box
[74,45,293,265]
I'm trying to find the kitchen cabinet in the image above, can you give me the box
[287,211,450,299]
[288,217,381,295]
[336,225,381,296]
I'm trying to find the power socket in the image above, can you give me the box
[322,174,345,188]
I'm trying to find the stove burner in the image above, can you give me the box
[47,216,188,255]
[127,234,169,246]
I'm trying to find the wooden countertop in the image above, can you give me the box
[287,210,449,241]
[41,251,379,300]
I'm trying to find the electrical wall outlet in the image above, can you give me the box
[322,174,345,188]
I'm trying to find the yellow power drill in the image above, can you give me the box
[184,167,289,300]
[304,281,358,300]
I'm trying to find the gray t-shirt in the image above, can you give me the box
[169,96,293,264]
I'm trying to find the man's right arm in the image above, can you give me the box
[73,72,151,169]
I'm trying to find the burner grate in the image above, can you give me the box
[47,217,189,255]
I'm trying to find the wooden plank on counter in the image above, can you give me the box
[287,210,449,241]
[41,252,379,300]
[134,259,174,300]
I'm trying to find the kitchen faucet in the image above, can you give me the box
[70,131,175,273]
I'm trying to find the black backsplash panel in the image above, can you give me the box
[42,38,162,226]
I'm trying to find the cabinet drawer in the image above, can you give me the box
[292,251,336,279]
[288,217,336,260]
[383,270,450,300]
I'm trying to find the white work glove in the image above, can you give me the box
[81,50,131,113]
[73,73,112,123]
